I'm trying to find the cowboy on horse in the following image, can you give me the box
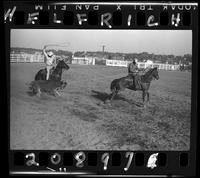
[128,58,141,90]
[43,45,57,80]
[34,45,69,81]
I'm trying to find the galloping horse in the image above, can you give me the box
[109,67,159,106]
[34,59,70,81]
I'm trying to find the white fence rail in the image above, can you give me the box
[10,53,70,63]
[10,53,44,63]
[106,59,129,67]
[71,57,95,65]
[10,52,180,70]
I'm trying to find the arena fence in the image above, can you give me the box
[71,56,95,65]
[10,52,70,63]
[106,59,180,71]
[10,53,44,63]
[10,52,180,70]
[10,52,96,65]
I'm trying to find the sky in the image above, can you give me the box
[11,29,192,56]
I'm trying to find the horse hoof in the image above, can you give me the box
[104,100,112,106]
[106,102,112,107]
[104,99,110,104]
[36,94,41,97]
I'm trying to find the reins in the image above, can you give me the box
[142,68,155,82]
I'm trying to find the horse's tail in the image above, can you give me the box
[35,72,40,80]
[34,69,46,80]
[34,74,37,81]
[28,81,34,89]
[110,79,118,92]
[25,82,30,86]
[28,81,38,94]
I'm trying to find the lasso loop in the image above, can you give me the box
[45,44,69,49]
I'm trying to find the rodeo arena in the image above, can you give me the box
[10,47,191,151]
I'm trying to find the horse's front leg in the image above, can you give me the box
[53,89,61,97]
[104,91,116,105]
[142,90,147,107]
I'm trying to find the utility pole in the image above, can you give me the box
[102,45,106,60]
[102,45,105,53]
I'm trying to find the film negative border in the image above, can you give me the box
[10,151,192,175]
[5,0,198,177]
[4,1,197,29]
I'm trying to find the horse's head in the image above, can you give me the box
[152,67,159,80]
[56,59,70,70]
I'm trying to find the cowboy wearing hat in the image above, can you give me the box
[128,58,140,90]
[43,45,57,80]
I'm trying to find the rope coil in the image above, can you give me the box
[45,44,69,49]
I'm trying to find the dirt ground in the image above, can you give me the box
[10,63,191,150]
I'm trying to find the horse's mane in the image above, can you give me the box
[56,60,62,67]
[55,60,66,70]
[142,67,157,82]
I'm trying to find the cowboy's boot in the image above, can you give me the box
[50,67,55,77]
[135,76,140,90]
[132,75,135,88]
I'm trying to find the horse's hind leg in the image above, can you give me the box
[36,88,41,97]
[110,90,118,102]
[147,92,150,103]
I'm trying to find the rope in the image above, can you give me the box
[45,43,69,49]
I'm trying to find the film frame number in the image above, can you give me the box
[101,152,109,170]
[25,153,39,166]
[50,152,62,165]
[124,152,134,171]
[74,152,86,168]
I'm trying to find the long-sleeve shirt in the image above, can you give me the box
[128,62,138,74]
[43,49,56,66]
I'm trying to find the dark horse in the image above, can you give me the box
[109,67,159,106]
[34,59,70,81]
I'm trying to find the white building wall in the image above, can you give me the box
[72,57,95,65]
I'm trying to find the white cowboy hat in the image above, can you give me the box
[48,51,54,57]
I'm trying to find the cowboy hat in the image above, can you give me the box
[132,58,136,63]
[48,51,54,57]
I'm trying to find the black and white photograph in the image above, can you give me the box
[10,29,192,151]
